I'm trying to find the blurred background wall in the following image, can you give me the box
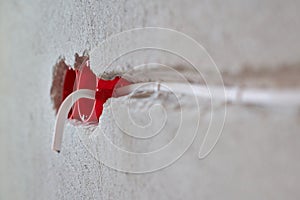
[0,0,300,199]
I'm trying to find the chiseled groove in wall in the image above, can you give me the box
[50,51,300,114]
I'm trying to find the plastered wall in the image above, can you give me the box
[1,0,300,199]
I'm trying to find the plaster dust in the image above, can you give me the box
[1,0,300,199]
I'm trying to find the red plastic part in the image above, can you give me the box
[62,68,76,100]
[95,77,131,119]
[62,67,76,118]
[61,61,131,123]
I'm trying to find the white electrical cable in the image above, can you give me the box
[52,82,300,153]
[115,82,300,106]
[52,89,95,153]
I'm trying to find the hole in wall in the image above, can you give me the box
[49,51,131,123]
[50,51,89,113]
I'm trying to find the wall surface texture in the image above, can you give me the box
[1,0,300,199]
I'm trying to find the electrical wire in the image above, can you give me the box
[52,82,300,152]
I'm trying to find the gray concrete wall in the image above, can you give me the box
[1,0,300,199]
